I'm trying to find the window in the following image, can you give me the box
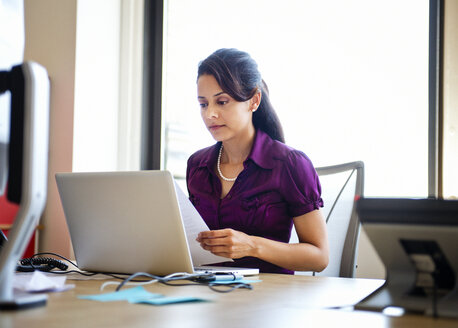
[162,0,429,197]
[443,0,458,199]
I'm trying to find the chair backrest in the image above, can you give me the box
[290,161,364,278]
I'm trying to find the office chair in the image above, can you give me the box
[291,161,364,278]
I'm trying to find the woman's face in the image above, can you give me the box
[197,74,255,142]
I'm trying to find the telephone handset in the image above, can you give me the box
[1,231,67,272]
[16,257,68,272]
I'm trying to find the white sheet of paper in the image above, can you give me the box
[14,271,75,292]
[174,181,232,265]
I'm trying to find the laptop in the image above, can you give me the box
[55,170,259,276]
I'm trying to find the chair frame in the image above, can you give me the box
[316,161,364,278]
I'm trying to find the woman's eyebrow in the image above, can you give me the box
[198,91,225,99]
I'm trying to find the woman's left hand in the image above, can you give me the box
[196,228,257,259]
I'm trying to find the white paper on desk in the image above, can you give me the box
[13,271,75,292]
[174,181,232,266]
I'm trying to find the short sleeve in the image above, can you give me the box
[185,154,195,194]
[280,150,323,217]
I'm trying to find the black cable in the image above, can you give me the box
[23,252,139,280]
[19,257,68,271]
[29,252,78,269]
[47,270,100,277]
[46,267,146,281]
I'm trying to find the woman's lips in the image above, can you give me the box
[209,125,224,131]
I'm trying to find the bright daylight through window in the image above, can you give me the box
[162,0,429,197]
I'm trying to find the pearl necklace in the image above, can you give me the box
[217,145,237,182]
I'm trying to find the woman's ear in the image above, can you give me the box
[251,90,262,112]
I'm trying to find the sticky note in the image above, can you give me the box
[78,286,162,302]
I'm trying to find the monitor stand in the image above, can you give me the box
[355,236,458,319]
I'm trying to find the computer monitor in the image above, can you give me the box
[0,62,50,309]
[356,197,458,318]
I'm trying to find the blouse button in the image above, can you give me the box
[227,195,232,199]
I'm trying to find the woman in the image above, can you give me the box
[187,48,328,274]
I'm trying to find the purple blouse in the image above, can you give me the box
[186,129,323,274]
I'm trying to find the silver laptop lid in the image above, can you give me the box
[55,170,194,276]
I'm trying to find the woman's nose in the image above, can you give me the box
[206,104,219,118]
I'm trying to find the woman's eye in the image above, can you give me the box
[217,100,228,106]
[199,103,208,109]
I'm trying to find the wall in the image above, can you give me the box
[24,0,77,258]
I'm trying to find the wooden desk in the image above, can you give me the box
[1,274,457,327]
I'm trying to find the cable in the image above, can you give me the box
[115,271,253,293]
[19,257,68,271]
[23,252,254,293]
[28,252,78,269]
[101,278,159,291]
[209,282,253,293]
[115,272,208,291]
[106,272,198,291]
[23,252,135,280]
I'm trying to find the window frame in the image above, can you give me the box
[141,0,164,170]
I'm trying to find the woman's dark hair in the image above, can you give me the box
[197,48,285,143]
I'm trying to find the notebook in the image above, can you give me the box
[55,170,259,276]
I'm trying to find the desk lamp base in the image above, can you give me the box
[0,291,47,310]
